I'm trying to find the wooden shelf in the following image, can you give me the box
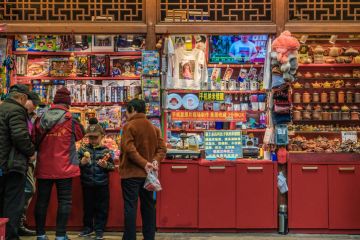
[71,102,125,107]
[13,51,142,56]
[207,64,264,68]
[166,89,266,94]
[293,120,360,125]
[299,64,360,68]
[290,131,360,134]
[296,78,360,81]
[169,128,266,133]
[292,88,360,91]
[16,76,141,81]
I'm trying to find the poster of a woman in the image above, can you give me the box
[180,61,195,80]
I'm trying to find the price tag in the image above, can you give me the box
[341,131,358,143]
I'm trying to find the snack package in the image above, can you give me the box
[144,170,162,192]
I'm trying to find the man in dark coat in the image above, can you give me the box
[0,84,36,240]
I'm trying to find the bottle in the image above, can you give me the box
[279,204,288,235]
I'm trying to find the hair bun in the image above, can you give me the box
[88,118,98,124]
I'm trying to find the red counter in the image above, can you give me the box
[157,159,278,232]
[26,171,142,230]
[288,153,360,234]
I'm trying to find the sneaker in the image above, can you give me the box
[37,235,49,240]
[94,232,104,240]
[79,229,94,237]
[55,235,70,240]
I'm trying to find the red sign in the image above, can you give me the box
[171,111,247,122]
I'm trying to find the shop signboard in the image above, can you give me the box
[341,131,358,143]
[171,111,246,122]
[204,130,243,160]
[199,91,225,101]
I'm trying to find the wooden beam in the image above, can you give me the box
[285,22,360,33]
[155,24,277,34]
[275,0,287,35]
[145,0,157,50]
[4,23,148,34]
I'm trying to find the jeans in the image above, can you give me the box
[35,178,73,237]
[121,178,155,240]
[82,185,110,233]
[21,165,36,228]
[0,172,26,240]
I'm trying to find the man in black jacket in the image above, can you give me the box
[0,84,36,240]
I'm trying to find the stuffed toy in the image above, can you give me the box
[271,31,300,82]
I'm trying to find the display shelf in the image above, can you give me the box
[166,110,265,113]
[207,64,264,68]
[71,102,126,107]
[13,51,142,56]
[298,64,360,68]
[296,78,360,81]
[293,120,360,125]
[166,89,266,94]
[292,88,360,91]
[169,128,266,133]
[290,131,360,134]
[16,76,141,81]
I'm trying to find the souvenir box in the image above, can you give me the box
[27,58,49,77]
[92,35,114,52]
[115,35,146,52]
[49,58,74,77]
[110,57,142,77]
[142,51,160,76]
[76,56,89,76]
[90,55,109,77]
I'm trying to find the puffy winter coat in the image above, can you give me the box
[78,144,115,186]
[0,98,35,175]
[33,104,85,179]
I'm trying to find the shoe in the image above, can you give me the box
[55,235,70,240]
[37,235,49,240]
[94,232,104,240]
[79,229,94,237]
[18,226,36,236]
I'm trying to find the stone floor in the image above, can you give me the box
[22,232,360,240]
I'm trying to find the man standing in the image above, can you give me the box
[229,35,258,62]
[0,84,35,240]
[33,87,85,240]
[119,99,167,240]
[18,91,41,236]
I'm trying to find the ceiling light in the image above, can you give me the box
[75,35,82,44]
[127,35,134,42]
[299,35,308,44]
[329,35,337,44]
[20,35,28,44]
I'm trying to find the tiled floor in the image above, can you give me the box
[22,232,360,240]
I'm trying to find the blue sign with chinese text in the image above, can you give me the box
[204,130,243,160]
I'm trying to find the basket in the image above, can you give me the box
[0,218,8,240]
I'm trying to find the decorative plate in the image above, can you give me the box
[167,93,183,110]
[182,94,199,110]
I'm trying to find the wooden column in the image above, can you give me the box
[275,0,287,35]
[145,0,157,50]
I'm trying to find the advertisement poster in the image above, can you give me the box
[205,130,243,160]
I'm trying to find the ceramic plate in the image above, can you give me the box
[167,93,183,110]
[182,94,199,110]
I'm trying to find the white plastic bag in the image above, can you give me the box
[144,170,162,192]
[277,171,288,194]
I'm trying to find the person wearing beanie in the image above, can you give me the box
[119,99,167,240]
[0,84,35,240]
[32,87,85,240]
[78,118,115,240]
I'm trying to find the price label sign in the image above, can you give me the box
[341,131,358,143]
[204,130,243,160]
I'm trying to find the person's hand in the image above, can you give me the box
[97,160,108,168]
[144,162,154,172]
[81,157,90,165]
[152,160,159,171]
[29,154,36,163]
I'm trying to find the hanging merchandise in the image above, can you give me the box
[3,55,15,91]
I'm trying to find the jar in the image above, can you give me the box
[342,111,350,120]
[293,93,301,103]
[293,110,302,121]
[346,91,353,103]
[355,93,360,103]
[303,111,311,120]
[329,91,337,103]
[321,111,331,121]
[312,92,320,103]
[303,92,311,103]
[351,111,360,120]
[312,110,321,120]
[331,111,341,120]
[321,92,328,103]
[338,91,345,103]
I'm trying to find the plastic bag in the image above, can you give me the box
[277,171,288,194]
[144,170,162,192]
